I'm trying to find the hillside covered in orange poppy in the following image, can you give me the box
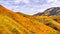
[0,5,60,34]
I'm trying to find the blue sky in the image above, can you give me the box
[0,0,60,15]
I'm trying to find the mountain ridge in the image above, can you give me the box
[34,7,60,16]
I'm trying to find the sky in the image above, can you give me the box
[0,0,60,15]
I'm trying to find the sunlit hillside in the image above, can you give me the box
[16,12,31,17]
[29,7,60,34]
[0,5,60,34]
[29,16,60,31]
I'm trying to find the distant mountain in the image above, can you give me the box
[34,7,60,16]
[33,12,44,16]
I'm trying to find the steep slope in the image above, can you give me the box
[0,15,31,34]
[29,16,60,32]
[0,5,60,34]
[0,24,12,34]
[33,7,60,31]
[34,7,60,16]
[0,13,32,34]
[49,16,60,23]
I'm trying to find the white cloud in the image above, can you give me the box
[47,0,60,7]
[14,0,21,3]
[14,6,19,9]
[14,0,30,4]
[47,0,57,3]
[22,0,30,3]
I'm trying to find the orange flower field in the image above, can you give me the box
[0,5,60,34]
